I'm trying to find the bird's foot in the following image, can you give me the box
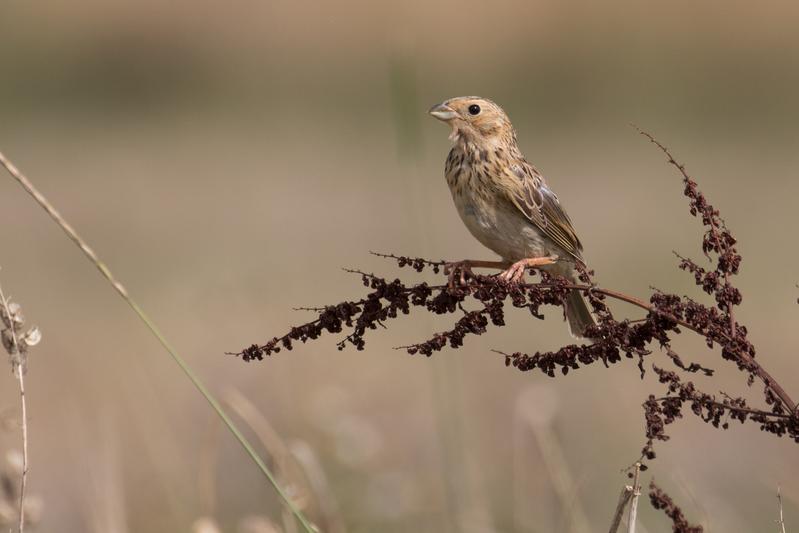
[500,255,559,283]
[444,260,476,289]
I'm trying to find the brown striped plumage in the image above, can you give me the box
[429,96,596,338]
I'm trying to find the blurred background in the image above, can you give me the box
[1,0,799,531]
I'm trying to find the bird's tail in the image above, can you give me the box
[564,289,597,339]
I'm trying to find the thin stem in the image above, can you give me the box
[627,463,642,533]
[650,397,793,420]
[634,128,737,338]
[778,485,787,533]
[17,369,27,533]
[0,150,316,532]
[572,284,796,412]
[608,485,633,533]
[0,283,28,533]
[369,251,447,267]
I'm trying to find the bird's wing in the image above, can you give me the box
[504,163,584,262]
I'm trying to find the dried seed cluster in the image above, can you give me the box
[648,481,703,533]
[0,292,41,375]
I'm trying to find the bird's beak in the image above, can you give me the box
[428,102,457,122]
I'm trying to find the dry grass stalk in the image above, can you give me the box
[0,149,316,531]
[608,486,633,533]
[627,463,642,533]
[0,276,41,533]
[778,486,787,533]
[0,452,42,529]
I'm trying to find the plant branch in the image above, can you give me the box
[235,268,796,414]
[634,126,738,338]
[16,370,27,533]
[778,485,787,533]
[578,283,795,412]
[608,485,633,533]
[627,462,642,533]
[0,282,28,533]
[648,481,703,532]
[650,397,792,420]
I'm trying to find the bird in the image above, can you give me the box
[428,96,597,338]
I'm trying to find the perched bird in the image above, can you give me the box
[429,96,596,338]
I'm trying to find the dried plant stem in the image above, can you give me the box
[634,127,736,338]
[609,485,633,533]
[567,283,796,413]
[651,396,792,419]
[16,369,28,533]
[778,486,787,533]
[627,463,642,533]
[0,150,316,532]
[0,283,28,533]
[632,128,796,413]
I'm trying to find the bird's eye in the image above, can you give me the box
[468,104,481,115]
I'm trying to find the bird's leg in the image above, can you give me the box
[444,259,510,289]
[501,255,559,283]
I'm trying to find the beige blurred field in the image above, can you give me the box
[1,1,799,531]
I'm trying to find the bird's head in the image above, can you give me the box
[428,96,515,145]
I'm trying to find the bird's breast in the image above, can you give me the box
[445,164,548,262]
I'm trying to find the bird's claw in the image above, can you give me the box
[500,255,558,284]
[500,262,527,283]
[444,261,475,289]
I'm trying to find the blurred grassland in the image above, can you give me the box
[1,0,799,531]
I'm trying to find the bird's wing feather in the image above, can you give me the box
[504,163,584,261]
